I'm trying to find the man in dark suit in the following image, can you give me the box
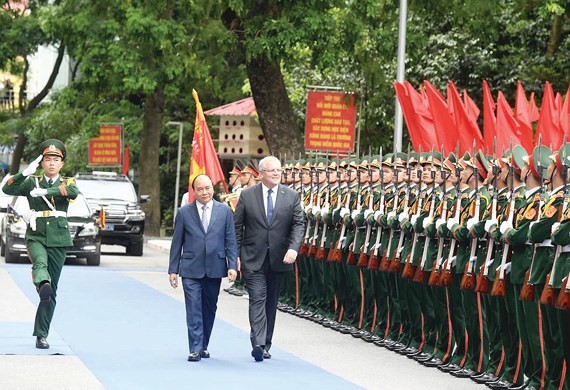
[169,174,238,362]
[234,156,305,362]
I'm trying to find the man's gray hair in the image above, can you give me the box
[259,156,281,171]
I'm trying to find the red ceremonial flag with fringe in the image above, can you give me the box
[482,80,497,154]
[188,89,228,203]
[535,82,563,149]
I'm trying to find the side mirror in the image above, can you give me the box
[140,195,151,204]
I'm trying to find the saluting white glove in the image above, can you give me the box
[466,217,479,231]
[22,155,43,177]
[422,216,433,230]
[447,218,459,231]
[551,222,561,235]
[484,219,497,233]
[30,188,48,197]
[435,218,446,230]
[499,221,513,235]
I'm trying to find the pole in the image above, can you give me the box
[167,121,184,228]
[394,0,408,153]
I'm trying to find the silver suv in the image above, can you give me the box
[75,171,150,256]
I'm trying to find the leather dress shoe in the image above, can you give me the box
[321,320,336,328]
[38,282,52,304]
[412,352,432,361]
[339,325,355,334]
[422,357,444,367]
[450,368,476,378]
[35,336,49,349]
[487,379,513,389]
[438,363,462,372]
[200,350,210,358]
[251,345,264,362]
[351,329,370,339]
[472,372,499,384]
[400,347,418,356]
[311,314,324,322]
[263,349,271,359]
[508,382,533,390]
[386,341,405,351]
[362,334,381,343]
[187,352,201,362]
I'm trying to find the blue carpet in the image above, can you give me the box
[0,322,73,355]
[4,264,359,389]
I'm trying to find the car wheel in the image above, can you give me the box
[0,237,5,257]
[5,240,19,263]
[127,240,144,256]
[86,254,101,266]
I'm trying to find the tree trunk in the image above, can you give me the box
[139,87,165,237]
[546,15,563,59]
[246,54,304,158]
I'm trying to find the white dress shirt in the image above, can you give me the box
[262,184,278,218]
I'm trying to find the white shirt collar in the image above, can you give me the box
[45,175,59,183]
[196,199,213,209]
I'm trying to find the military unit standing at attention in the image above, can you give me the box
[222,147,569,390]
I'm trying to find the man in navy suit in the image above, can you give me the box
[169,174,238,362]
[234,156,305,361]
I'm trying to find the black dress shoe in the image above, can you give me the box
[187,352,201,362]
[251,345,264,362]
[472,373,499,384]
[38,282,52,304]
[35,336,49,349]
[506,383,527,390]
[487,379,513,389]
[263,349,271,359]
[200,350,210,358]
[412,352,432,361]
[438,363,461,372]
[401,347,418,356]
[450,368,476,378]
[422,357,444,367]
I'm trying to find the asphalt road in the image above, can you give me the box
[0,239,484,389]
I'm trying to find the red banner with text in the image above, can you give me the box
[88,124,123,166]
[304,91,356,153]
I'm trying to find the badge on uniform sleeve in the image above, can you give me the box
[524,208,536,220]
[544,205,557,219]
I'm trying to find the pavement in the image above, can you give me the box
[0,238,484,389]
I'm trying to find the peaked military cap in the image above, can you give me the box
[314,158,329,170]
[242,164,259,178]
[475,151,490,180]
[554,143,570,172]
[39,139,66,160]
[511,145,528,175]
[442,152,457,172]
[229,166,242,176]
[524,145,551,180]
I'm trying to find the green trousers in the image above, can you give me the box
[27,241,67,338]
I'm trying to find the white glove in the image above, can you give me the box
[551,222,560,235]
[364,209,374,220]
[30,188,48,197]
[500,221,513,235]
[339,207,350,219]
[484,219,497,233]
[422,216,433,230]
[447,218,459,231]
[304,205,313,214]
[321,205,329,215]
[410,214,419,226]
[387,210,396,221]
[22,155,43,177]
[374,210,383,221]
[436,218,446,230]
[466,217,479,231]
[398,212,408,223]
[351,209,360,220]
[311,206,321,216]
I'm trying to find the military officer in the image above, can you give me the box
[3,139,79,349]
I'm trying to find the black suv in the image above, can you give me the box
[75,172,150,256]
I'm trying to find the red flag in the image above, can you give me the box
[535,82,563,149]
[447,81,483,154]
[496,91,524,153]
[482,80,497,154]
[394,82,424,151]
[122,144,130,176]
[404,81,439,151]
[514,81,533,152]
[561,85,570,135]
[463,89,480,125]
[188,89,228,203]
[529,92,539,123]
[424,80,457,154]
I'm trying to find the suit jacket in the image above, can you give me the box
[168,200,238,279]
[234,183,304,272]
[2,173,79,247]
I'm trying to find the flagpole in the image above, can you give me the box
[394,0,408,153]
[167,121,184,227]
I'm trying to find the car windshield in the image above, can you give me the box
[76,179,137,203]
[13,194,91,218]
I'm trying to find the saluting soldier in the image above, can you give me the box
[3,139,79,349]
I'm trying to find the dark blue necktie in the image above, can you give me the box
[267,189,274,223]
[47,179,53,187]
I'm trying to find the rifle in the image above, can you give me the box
[413,154,437,283]
[555,272,570,310]
[368,147,385,270]
[327,156,343,262]
[308,166,324,258]
[380,163,400,271]
[316,164,332,261]
[475,162,499,293]
[347,162,363,265]
[299,166,314,256]
[390,147,412,273]
[428,166,449,286]
[403,160,425,278]
[357,157,375,267]
[460,150,480,291]
[540,145,569,305]
[329,171,353,263]
[520,142,545,301]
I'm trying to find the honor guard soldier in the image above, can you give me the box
[3,139,79,349]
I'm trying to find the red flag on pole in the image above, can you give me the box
[535,82,563,149]
[122,144,130,176]
[394,82,424,151]
[514,81,534,153]
[447,81,483,154]
[561,84,570,135]
[424,80,457,154]
[496,91,524,153]
[188,89,228,203]
[529,92,540,123]
[482,80,497,154]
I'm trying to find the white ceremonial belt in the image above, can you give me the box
[34,210,67,218]
[416,233,425,237]
[561,245,570,253]
[537,239,553,247]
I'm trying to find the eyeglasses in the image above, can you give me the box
[261,169,283,174]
